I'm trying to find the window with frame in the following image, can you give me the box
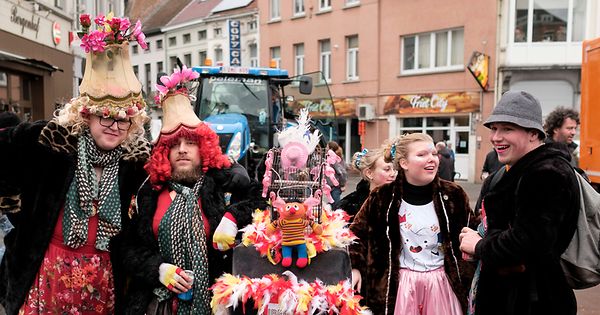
[320,0,331,11]
[184,54,191,67]
[198,30,207,40]
[156,39,163,49]
[54,0,64,9]
[145,42,151,51]
[346,35,359,81]
[401,28,464,74]
[168,37,177,46]
[133,65,139,78]
[294,43,305,76]
[319,39,331,82]
[513,0,585,43]
[270,0,281,20]
[294,0,305,16]
[270,46,281,68]
[215,48,223,63]
[132,44,139,54]
[346,0,360,5]
[214,28,222,37]
[169,56,177,72]
[248,20,257,30]
[249,44,258,67]
[199,51,207,66]
[144,64,151,96]
[157,61,164,74]
[183,33,191,44]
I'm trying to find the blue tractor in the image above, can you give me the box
[191,66,337,179]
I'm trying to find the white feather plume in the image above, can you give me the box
[277,108,320,154]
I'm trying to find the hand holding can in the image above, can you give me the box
[177,270,194,301]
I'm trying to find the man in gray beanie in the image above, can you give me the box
[459,90,580,315]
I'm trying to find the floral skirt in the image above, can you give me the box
[18,241,115,314]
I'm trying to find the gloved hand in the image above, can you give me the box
[213,212,238,251]
[158,263,192,294]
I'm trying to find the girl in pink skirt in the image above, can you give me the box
[349,133,476,314]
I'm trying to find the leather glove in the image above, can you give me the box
[158,263,192,293]
[213,212,238,251]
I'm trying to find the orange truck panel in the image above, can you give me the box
[580,38,600,184]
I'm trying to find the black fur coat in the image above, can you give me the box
[333,179,370,218]
[118,175,261,314]
[0,121,150,315]
[473,143,579,315]
[349,173,476,314]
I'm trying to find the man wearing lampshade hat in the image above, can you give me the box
[117,64,260,314]
[0,13,153,314]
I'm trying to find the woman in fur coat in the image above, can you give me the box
[349,133,476,315]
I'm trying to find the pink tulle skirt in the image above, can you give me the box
[394,267,463,315]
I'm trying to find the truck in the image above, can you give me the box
[190,66,337,179]
[580,38,600,190]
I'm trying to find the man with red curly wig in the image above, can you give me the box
[119,68,261,314]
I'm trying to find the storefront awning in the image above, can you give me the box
[0,49,63,73]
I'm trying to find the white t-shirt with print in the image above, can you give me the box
[398,199,444,271]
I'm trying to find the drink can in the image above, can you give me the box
[177,270,194,301]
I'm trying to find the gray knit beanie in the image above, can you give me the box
[484,90,544,136]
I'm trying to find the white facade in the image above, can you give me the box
[203,11,260,67]
[496,0,600,116]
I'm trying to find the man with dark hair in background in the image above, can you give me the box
[543,107,580,167]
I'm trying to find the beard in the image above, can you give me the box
[171,167,202,186]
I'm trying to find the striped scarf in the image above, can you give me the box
[63,130,122,251]
[154,178,211,314]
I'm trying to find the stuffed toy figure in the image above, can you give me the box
[267,191,323,268]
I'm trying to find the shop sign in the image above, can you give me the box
[228,20,241,66]
[52,22,61,46]
[10,5,40,37]
[286,98,357,118]
[467,51,490,91]
[383,92,480,115]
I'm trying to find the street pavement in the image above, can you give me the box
[0,172,596,314]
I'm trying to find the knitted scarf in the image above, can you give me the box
[154,178,211,314]
[63,130,122,251]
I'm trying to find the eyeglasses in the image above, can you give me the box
[98,117,132,131]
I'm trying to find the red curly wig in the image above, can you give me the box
[145,122,231,189]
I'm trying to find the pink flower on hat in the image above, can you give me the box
[81,31,107,53]
[154,65,199,104]
[79,14,91,28]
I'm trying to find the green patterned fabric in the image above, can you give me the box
[155,179,211,314]
[63,130,122,251]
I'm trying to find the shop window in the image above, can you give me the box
[513,0,585,43]
[426,130,450,144]
[402,28,464,74]
[402,118,423,128]
[426,117,450,127]
[454,115,470,126]
[455,131,469,154]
